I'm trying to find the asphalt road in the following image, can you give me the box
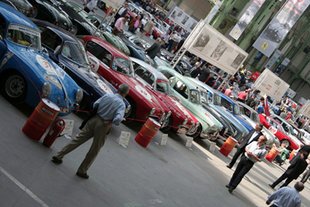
[1,94,310,207]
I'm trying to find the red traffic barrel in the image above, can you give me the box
[135,118,161,148]
[220,136,238,157]
[265,147,280,162]
[22,99,60,141]
[43,118,66,148]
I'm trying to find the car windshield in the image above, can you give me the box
[156,79,169,93]
[289,125,302,139]
[112,58,133,76]
[7,25,41,50]
[190,89,200,104]
[62,41,89,66]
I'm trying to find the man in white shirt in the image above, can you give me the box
[227,123,263,168]
[84,0,98,13]
[226,135,267,193]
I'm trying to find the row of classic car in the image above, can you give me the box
[0,1,305,150]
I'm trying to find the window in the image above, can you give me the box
[174,80,188,99]
[86,41,112,66]
[7,24,41,49]
[221,98,233,112]
[135,66,154,85]
[156,79,169,93]
[41,29,62,50]
[112,58,133,76]
[61,41,89,66]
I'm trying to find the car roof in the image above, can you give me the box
[158,66,198,89]
[85,36,129,60]
[0,2,38,30]
[237,101,256,112]
[130,57,168,81]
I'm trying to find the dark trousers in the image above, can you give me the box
[301,168,310,183]
[228,146,245,168]
[270,172,294,188]
[228,155,254,189]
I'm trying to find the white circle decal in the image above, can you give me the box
[36,55,55,75]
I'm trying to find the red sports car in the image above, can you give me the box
[130,57,200,136]
[259,114,300,150]
[82,36,170,124]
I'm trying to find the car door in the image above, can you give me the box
[0,14,7,61]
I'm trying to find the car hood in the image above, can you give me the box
[213,105,249,133]
[8,44,79,105]
[59,57,114,95]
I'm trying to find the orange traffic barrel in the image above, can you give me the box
[135,118,161,148]
[265,147,280,162]
[219,136,238,157]
[22,99,60,141]
[289,150,296,161]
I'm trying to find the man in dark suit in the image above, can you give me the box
[227,123,263,169]
[269,150,309,189]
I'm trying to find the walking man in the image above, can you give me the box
[145,38,163,59]
[226,135,267,193]
[269,150,308,188]
[227,123,263,169]
[266,182,304,207]
[52,84,130,179]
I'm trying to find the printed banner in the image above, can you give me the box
[187,23,248,75]
[169,6,198,32]
[253,0,310,57]
[230,0,266,40]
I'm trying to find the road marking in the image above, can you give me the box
[0,166,49,207]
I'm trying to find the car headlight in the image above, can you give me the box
[160,112,166,122]
[42,82,52,98]
[149,108,156,116]
[183,118,188,125]
[166,111,172,119]
[75,89,83,103]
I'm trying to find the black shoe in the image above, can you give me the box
[226,165,232,169]
[268,184,274,189]
[51,156,62,164]
[225,185,230,189]
[228,188,234,193]
[76,172,89,179]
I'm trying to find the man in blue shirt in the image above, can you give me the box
[266,182,304,207]
[52,84,130,179]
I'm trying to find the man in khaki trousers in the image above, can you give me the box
[52,84,130,179]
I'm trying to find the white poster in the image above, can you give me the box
[253,0,310,57]
[253,69,290,101]
[169,6,198,32]
[186,23,248,75]
[230,0,266,40]
[300,101,310,118]
[104,0,125,9]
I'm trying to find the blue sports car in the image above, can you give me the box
[0,3,82,114]
[33,19,131,114]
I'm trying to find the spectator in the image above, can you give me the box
[113,16,129,35]
[113,2,128,25]
[146,38,163,59]
[226,135,267,193]
[237,89,250,103]
[269,151,309,189]
[301,161,310,183]
[198,65,210,83]
[257,97,265,114]
[84,0,98,13]
[143,19,154,36]
[128,15,140,33]
[52,84,130,179]
[227,123,263,169]
[266,182,304,207]
[224,86,234,97]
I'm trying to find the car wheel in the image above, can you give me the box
[2,73,27,103]
[281,139,290,148]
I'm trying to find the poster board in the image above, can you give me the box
[253,69,290,101]
[168,6,198,32]
[185,23,248,75]
[104,0,125,9]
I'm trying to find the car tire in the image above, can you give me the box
[1,72,27,103]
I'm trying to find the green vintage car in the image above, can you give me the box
[102,31,130,55]
[157,66,224,140]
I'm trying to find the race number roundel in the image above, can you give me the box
[135,84,153,102]
[36,55,56,75]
